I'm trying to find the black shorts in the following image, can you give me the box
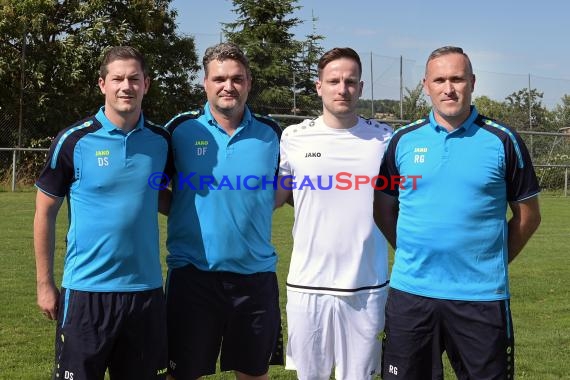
[382,288,515,380]
[166,264,283,379]
[53,288,167,380]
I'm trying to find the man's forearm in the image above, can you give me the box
[507,197,541,263]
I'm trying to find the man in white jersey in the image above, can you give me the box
[275,47,392,380]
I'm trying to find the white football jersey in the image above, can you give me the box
[280,116,392,295]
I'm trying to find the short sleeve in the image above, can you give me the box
[278,132,292,177]
[35,130,75,197]
[378,138,400,197]
[505,131,540,202]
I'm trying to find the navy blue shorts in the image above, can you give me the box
[53,288,167,380]
[166,264,283,379]
[382,288,515,380]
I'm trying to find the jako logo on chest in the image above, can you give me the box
[95,149,110,167]
[195,140,209,156]
[413,147,428,164]
[305,152,321,158]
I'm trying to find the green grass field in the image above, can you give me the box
[0,191,568,379]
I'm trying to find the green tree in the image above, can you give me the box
[0,0,201,141]
[544,94,570,186]
[399,82,430,122]
[223,0,322,115]
[552,94,570,131]
[473,95,509,121]
[355,99,400,119]
[292,12,324,115]
[503,88,559,164]
[504,88,551,131]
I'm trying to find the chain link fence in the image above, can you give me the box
[519,131,570,194]
[2,113,569,194]
[0,109,18,187]
[0,108,50,190]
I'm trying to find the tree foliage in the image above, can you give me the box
[504,88,549,131]
[474,89,562,169]
[399,82,430,122]
[292,12,324,115]
[223,0,323,115]
[551,94,570,131]
[0,0,201,141]
[473,96,509,122]
[355,99,399,119]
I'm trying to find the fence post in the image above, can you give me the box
[564,166,568,197]
[11,149,16,192]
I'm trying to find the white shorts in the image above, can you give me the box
[285,288,388,380]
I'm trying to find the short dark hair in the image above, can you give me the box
[99,46,148,79]
[317,47,362,79]
[425,46,473,76]
[203,42,251,78]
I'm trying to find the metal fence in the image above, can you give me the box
[0,108,50,191]
[519,130,570,195]
[2,131,569,195]
[2,111,570,194]
[0,147,48,191]
[2,102,569,194]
